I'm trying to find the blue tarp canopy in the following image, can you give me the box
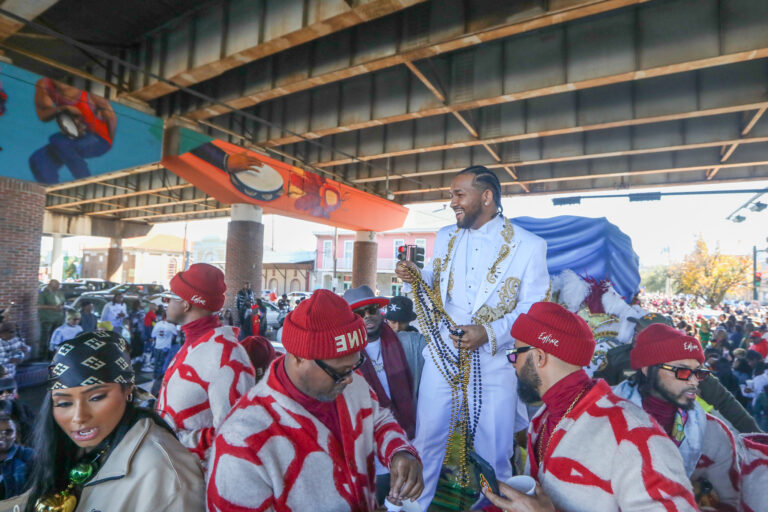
[511,216,640,304]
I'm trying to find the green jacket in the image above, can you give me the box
[37,288,65,324]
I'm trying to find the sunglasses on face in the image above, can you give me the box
[658,364,711,381]
[315,353,366,384]
[505,346,534,364]
[354,305,381,317]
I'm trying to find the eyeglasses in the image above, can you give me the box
[315,353,366,384]
[658,364,711,381]
[505,346,534,364]
[354,305,381,317]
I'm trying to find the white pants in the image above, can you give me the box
[413,342,528,510]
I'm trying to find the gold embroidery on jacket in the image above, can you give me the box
[473,277,521,325]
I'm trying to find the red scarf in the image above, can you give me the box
[359,323,417,438]
[535,370,596,465]
[181,314,223,345]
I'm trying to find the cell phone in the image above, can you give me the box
[469,451,499,496]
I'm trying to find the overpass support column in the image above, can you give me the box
[51,234,64,281]
[225,204,263,317]
[0,177,45,350]
[107,238,123,282]
[352,231,377,291]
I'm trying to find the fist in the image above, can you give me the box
[395,261,420,284]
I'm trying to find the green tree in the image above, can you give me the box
[641,265,670,294]
[673,238,750,306]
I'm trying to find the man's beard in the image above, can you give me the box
[456,202,483,229]
[516,356,542,404]
[651,369,696,410]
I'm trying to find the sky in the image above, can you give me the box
[44,179,768,270]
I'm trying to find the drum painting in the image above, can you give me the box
[230,163,284,202]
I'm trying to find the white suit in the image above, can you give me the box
[407,214,550,509]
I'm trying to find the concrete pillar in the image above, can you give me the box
[51,234,64,281]
[0,177,45,351]
[225,204,264,316]
[352,231,378,291]
[107,238,123,282]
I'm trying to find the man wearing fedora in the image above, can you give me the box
[343,285,426,505]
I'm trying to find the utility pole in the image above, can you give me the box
[754,244,767,301]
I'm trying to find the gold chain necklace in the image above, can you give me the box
[537,386,588,466]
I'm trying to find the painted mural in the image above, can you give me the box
[0,63,162,184]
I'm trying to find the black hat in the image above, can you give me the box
[385,296,417,323]
[49,330,134,390]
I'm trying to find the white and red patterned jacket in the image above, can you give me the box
[614,380,741,511]
[740,433,768,512]
[206,357,418,512]
[527,380,697,512]
[157,315,255,466]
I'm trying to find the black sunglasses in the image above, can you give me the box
[315,353,366,384]
[658,364,711,381]
[505,346,534,364]
[354,305,381,317]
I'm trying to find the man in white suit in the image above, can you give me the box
[396,166,550,509]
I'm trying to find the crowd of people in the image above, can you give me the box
[0,165,765,511]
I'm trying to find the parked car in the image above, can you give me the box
[286,291,311,304]
[69,294,147,319]
[81,283,166,300]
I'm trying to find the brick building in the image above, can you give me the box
[314,229,437,296]
[81,234,185,287]
[0,177,46,345]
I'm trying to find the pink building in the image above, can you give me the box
[314,228,437,296]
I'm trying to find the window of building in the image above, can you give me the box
[391,276,403,296]
[343,240,354,264]
[98,255,103,262]
[415,238,427,249]
[167,258,178,280]
[322,240,333,266]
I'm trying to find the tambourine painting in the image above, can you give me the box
[163,132,408,232]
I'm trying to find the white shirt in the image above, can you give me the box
[364,339,390,398]
[101,302,128,330]
[365,337,391,476]
[446,214,504,319]
[152,320,178,350]
[50,324,83,351]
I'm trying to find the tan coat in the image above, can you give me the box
[75,417,205,512]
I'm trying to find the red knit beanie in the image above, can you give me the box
[630,324,704,370]
[170,263,226,312]
[282,289,367,360]
[510,302,595,366]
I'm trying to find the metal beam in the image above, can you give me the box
[241,0,768,148]
[708,106,768,180]
[391,142,768,195]
[0,0,58,42]
[45,163,163,192]
[179,0,650,120]
[46,183,193,209]
[127,0,428,102]
[85,196,215,216]
[124,207,231,222]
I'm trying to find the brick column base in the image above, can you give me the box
[0,177,45,352]
[224,207,264,316]
[352,231,378,291]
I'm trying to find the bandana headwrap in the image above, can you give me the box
[49,331,134,390]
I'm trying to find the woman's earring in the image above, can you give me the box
[127,393,133,402]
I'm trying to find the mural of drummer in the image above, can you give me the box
[29,78,117,184]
